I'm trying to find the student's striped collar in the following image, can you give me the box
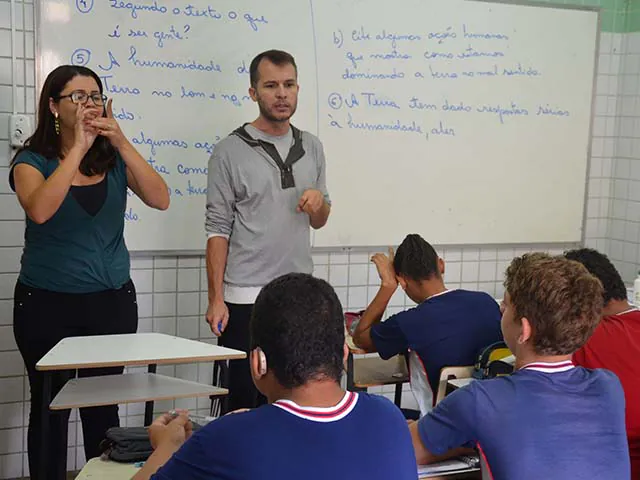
[426,289,456,301]
[272,391,358,423]
[520,360,575,373]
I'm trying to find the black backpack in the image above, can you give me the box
[99,427,152,463]
[100,423,204,463]
[472,341,514,379]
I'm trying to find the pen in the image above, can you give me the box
[168,409,215,425]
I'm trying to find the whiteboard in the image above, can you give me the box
[36,0,598,251]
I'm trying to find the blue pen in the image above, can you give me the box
[218,321,223,333]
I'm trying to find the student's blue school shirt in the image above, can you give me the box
[418,362,630,480]
[370,289,502,399]
[152,392,418,480]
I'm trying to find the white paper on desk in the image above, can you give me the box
[418,458,477,477]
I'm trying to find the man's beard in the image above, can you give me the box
[257,98,298,123]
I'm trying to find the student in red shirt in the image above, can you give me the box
[565,248,640,478]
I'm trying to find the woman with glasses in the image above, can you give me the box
[9,65,169,479]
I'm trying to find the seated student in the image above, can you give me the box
[565,248,640,479]
[134,273,418,480]
[410,253,630,480]
[352,234,502,415]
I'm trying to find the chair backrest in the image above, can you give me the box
[435,365,474,405]
[407,350,434,417]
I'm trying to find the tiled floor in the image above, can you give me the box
[16,473,78,480]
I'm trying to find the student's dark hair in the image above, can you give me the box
[249,50,297,88]
[393,234,440,281]
[250,273,345,389]
[11,65,116,176]
[504,253,603,356]
[564,248,627,304]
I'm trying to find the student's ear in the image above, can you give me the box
[248,86,257,102]
[249,349,259,379]
[342,343,349,364]
[438,257,445,276]
[397,275,408,291]
[519,317,533,345]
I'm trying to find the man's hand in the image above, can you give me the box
[296,189,325,215]
[206,299,229,336]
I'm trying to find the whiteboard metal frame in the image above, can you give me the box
[34,0,601,254]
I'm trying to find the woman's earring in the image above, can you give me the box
[54,112,60,135]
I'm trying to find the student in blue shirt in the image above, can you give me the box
[353,234,502,415]
[134,273,418,480]
[411,253,631,480]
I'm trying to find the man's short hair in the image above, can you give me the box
[393,234,440,282]
[249,50,297,88]
[504,253,603,355]
[250,273,344,389]
[564,248,627,304]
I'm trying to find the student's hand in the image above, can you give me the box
[206,299,229,336]
[89,98,128,150]
[148,411,192,450]
[372,247,398,288]
[297,189,324,215]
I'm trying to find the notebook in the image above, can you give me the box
[344,311,365,351]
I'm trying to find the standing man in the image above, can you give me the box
[205,50,331,410]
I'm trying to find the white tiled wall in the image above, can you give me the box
[0,0,635,477]
[606,33,640,283]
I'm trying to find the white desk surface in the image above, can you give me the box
[36,333,246,371]
[50,372,227,410]
[76,458,140,479]
[448,378,475,389]
[353,356,408,387]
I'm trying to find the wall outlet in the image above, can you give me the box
[10,114,32,148]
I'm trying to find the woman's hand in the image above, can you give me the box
[89,98,128,150]
[72,104,99,155]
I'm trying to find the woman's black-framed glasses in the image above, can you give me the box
[57,90,107,106]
